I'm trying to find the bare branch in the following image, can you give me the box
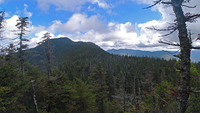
[185,14,200,22]
[159,40,180,46]
[182,4,196,8]
[162,2,172,5]
[146,25,177,31]
[154,91,176,112]
[142,0,162,9]
[191,46,200,49]
[146,24,178,37]
[160,28,177,37]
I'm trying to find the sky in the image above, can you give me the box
[0,0,200,51]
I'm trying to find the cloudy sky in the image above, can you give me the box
[0,0,200,51]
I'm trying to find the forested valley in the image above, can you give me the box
[1,2,200,112]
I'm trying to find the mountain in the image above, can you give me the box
[107,49,175,60]
[107,49,200,62]
[26,37,110,69]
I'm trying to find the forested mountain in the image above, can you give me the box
[1,37,200,112]
[27,37,110,68]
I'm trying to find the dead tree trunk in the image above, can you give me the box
[171,1,191,112]
[143,0,200,112]
[31,80,38,113]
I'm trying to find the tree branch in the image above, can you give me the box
[154,91,176,112]
[160,28,177,37]
[182,4,196,8]
[159,40,180,46]
[185,14,200,22]
[146,25,178,37]
[142,0,162,9]
[191,46,200,49]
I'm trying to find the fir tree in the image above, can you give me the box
[90,62,109,113]
[15,17,29,73]
[0,10,5,39]
[37,32,52,79]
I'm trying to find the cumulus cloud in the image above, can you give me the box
[59,21,139,50]
[3,0,200,51]
[130,0,200,50]
[36,0,110,12]
[53,13,106,33]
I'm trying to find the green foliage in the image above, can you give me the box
[89,62,109,113]
[73,78,97,113]
[142,81,177,113]
[0,62,31,112]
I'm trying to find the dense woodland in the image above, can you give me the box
[2,36,200,113]
[1,0,200,112]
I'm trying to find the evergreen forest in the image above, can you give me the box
[1,3,200,113]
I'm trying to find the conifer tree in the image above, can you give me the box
[90,62,109,113]
[0,10,5,39]
[15,17,29,72]
[37,32,52,79]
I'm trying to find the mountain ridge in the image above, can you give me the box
[107,49,200,62]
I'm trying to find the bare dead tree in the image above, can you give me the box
[144,0,200,112]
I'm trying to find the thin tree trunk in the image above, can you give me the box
[133,75,137,112]
[31,80,38,113]
[123,75,126,112]
[19,27,24,73]
[47,38,51,79]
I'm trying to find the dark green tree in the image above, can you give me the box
[73,78,97,113]
[0,10,5,39]
[37,32,52,79]
[89,62,109,113]
[15,17,29,73]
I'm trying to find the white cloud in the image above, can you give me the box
[92,0,110,9]
[48,13,107,33]
[130,0,200,51]
[14,4,33,18]
[36,0,110,12]
[88,6,95,12]
[23,4,32,18]
[3,0,200,51]
[3,15,18,40]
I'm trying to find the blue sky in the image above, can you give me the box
[1,0,200,51]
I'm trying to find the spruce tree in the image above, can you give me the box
[0,10,5,39]
[15,17,29,73]
[37,32,52,79]
[90,62,109,113]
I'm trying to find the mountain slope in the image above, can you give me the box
[26,37,110,68]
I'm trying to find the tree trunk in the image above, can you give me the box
[19,27,24,73]
[31,80,38,113]
[172,0,191,112]
[47,38,51,79]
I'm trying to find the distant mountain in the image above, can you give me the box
[107,49,200,62]
[26,37,110,68]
